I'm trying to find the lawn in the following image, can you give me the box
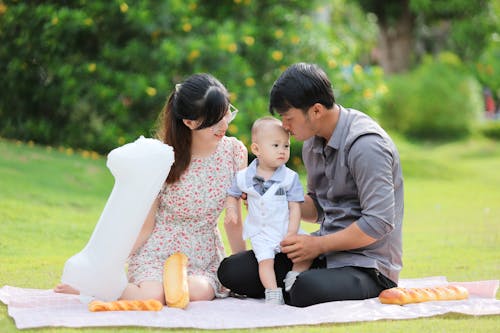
[0,135,499,332]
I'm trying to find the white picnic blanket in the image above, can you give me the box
[1,276,499,330]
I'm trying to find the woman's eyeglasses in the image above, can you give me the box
[227,103,239,123]
[209,104,238,132]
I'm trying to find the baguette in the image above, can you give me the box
[163,252,190,309]
[379,285,469,305]
[88,299,163,312]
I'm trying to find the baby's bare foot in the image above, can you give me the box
[54,283,80,295]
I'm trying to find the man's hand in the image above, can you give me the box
[280,234,322,263]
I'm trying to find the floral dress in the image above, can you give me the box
[127,136,247,297]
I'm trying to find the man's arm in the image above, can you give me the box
[280,221,377,263]
[283,132,398,263]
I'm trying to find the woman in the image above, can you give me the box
[56,73,247,302]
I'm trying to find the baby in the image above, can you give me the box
[225,116,311,305]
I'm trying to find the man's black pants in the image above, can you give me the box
[217,250,396,307]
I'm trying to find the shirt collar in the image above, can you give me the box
[311,104,347,153]
[248,158,287,184]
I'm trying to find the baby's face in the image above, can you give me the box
[256,127,290,169]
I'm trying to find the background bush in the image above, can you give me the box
[474,39,500,101]
[0,0,383,171]
[480,121,500,140]
[379,53,484,140]
[1,0,497,169]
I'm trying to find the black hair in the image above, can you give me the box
[269,62,335,115]
[172,73,230,129]
[156,73,230,183]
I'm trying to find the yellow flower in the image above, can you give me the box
[271,50,283,62]
[342,84,352,92]
[151,30,160,41]
[84,18,93,26]
[91,151,100,160]
[228,124,238,134]
[188,3,197,10]
[228,43,238,53]
[182,22,192,32]
[88,63,96,72]
[244,77,255,87]
[377,84,388,95]
[118,136,126,145]
[290,35,300,44]
[240,135,249,147]
[66,147,74,155]
[120,3,128,13]
[243,36,255,46]
[363,89,373,99]
[353,64,363,76]
[486,64,494,75]
[0,2,7,15]
[51,17,59,25]
[234,0,242,4]
[188,49,200,62]
[146,87,157,96]
[292,156,302,167]
[328,59,337,69]
[230,92,237,102]
[274,29,284,39]
[81,150,90,159]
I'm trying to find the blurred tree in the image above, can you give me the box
[354,0,497,73]
[0,0,381,167]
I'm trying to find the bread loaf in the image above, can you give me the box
[379,285,469,305]
[163,252,190,309]
[88,299,163,312]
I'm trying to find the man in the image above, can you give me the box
[218,62,403,307]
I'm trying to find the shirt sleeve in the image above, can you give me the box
[348,134,396,239]
[286,172,305,203]
[227,174,243,197]
[231,137,248,171]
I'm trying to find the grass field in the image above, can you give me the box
[0,135,499,332]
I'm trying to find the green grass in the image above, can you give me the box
[0,136,499,332]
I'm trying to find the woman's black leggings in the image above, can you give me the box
[217,250,396,307]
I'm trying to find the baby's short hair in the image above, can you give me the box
[251,116,288,143]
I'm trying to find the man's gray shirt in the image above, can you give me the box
[303,105,404,283]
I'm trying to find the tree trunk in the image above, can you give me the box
[373,1,415,74]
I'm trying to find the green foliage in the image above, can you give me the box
[379,53,483,139]
[475,38,500,97]
[355,0,498,69]
[409,0,497,62]
[0,0,383,172]
[480,121,500,140]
